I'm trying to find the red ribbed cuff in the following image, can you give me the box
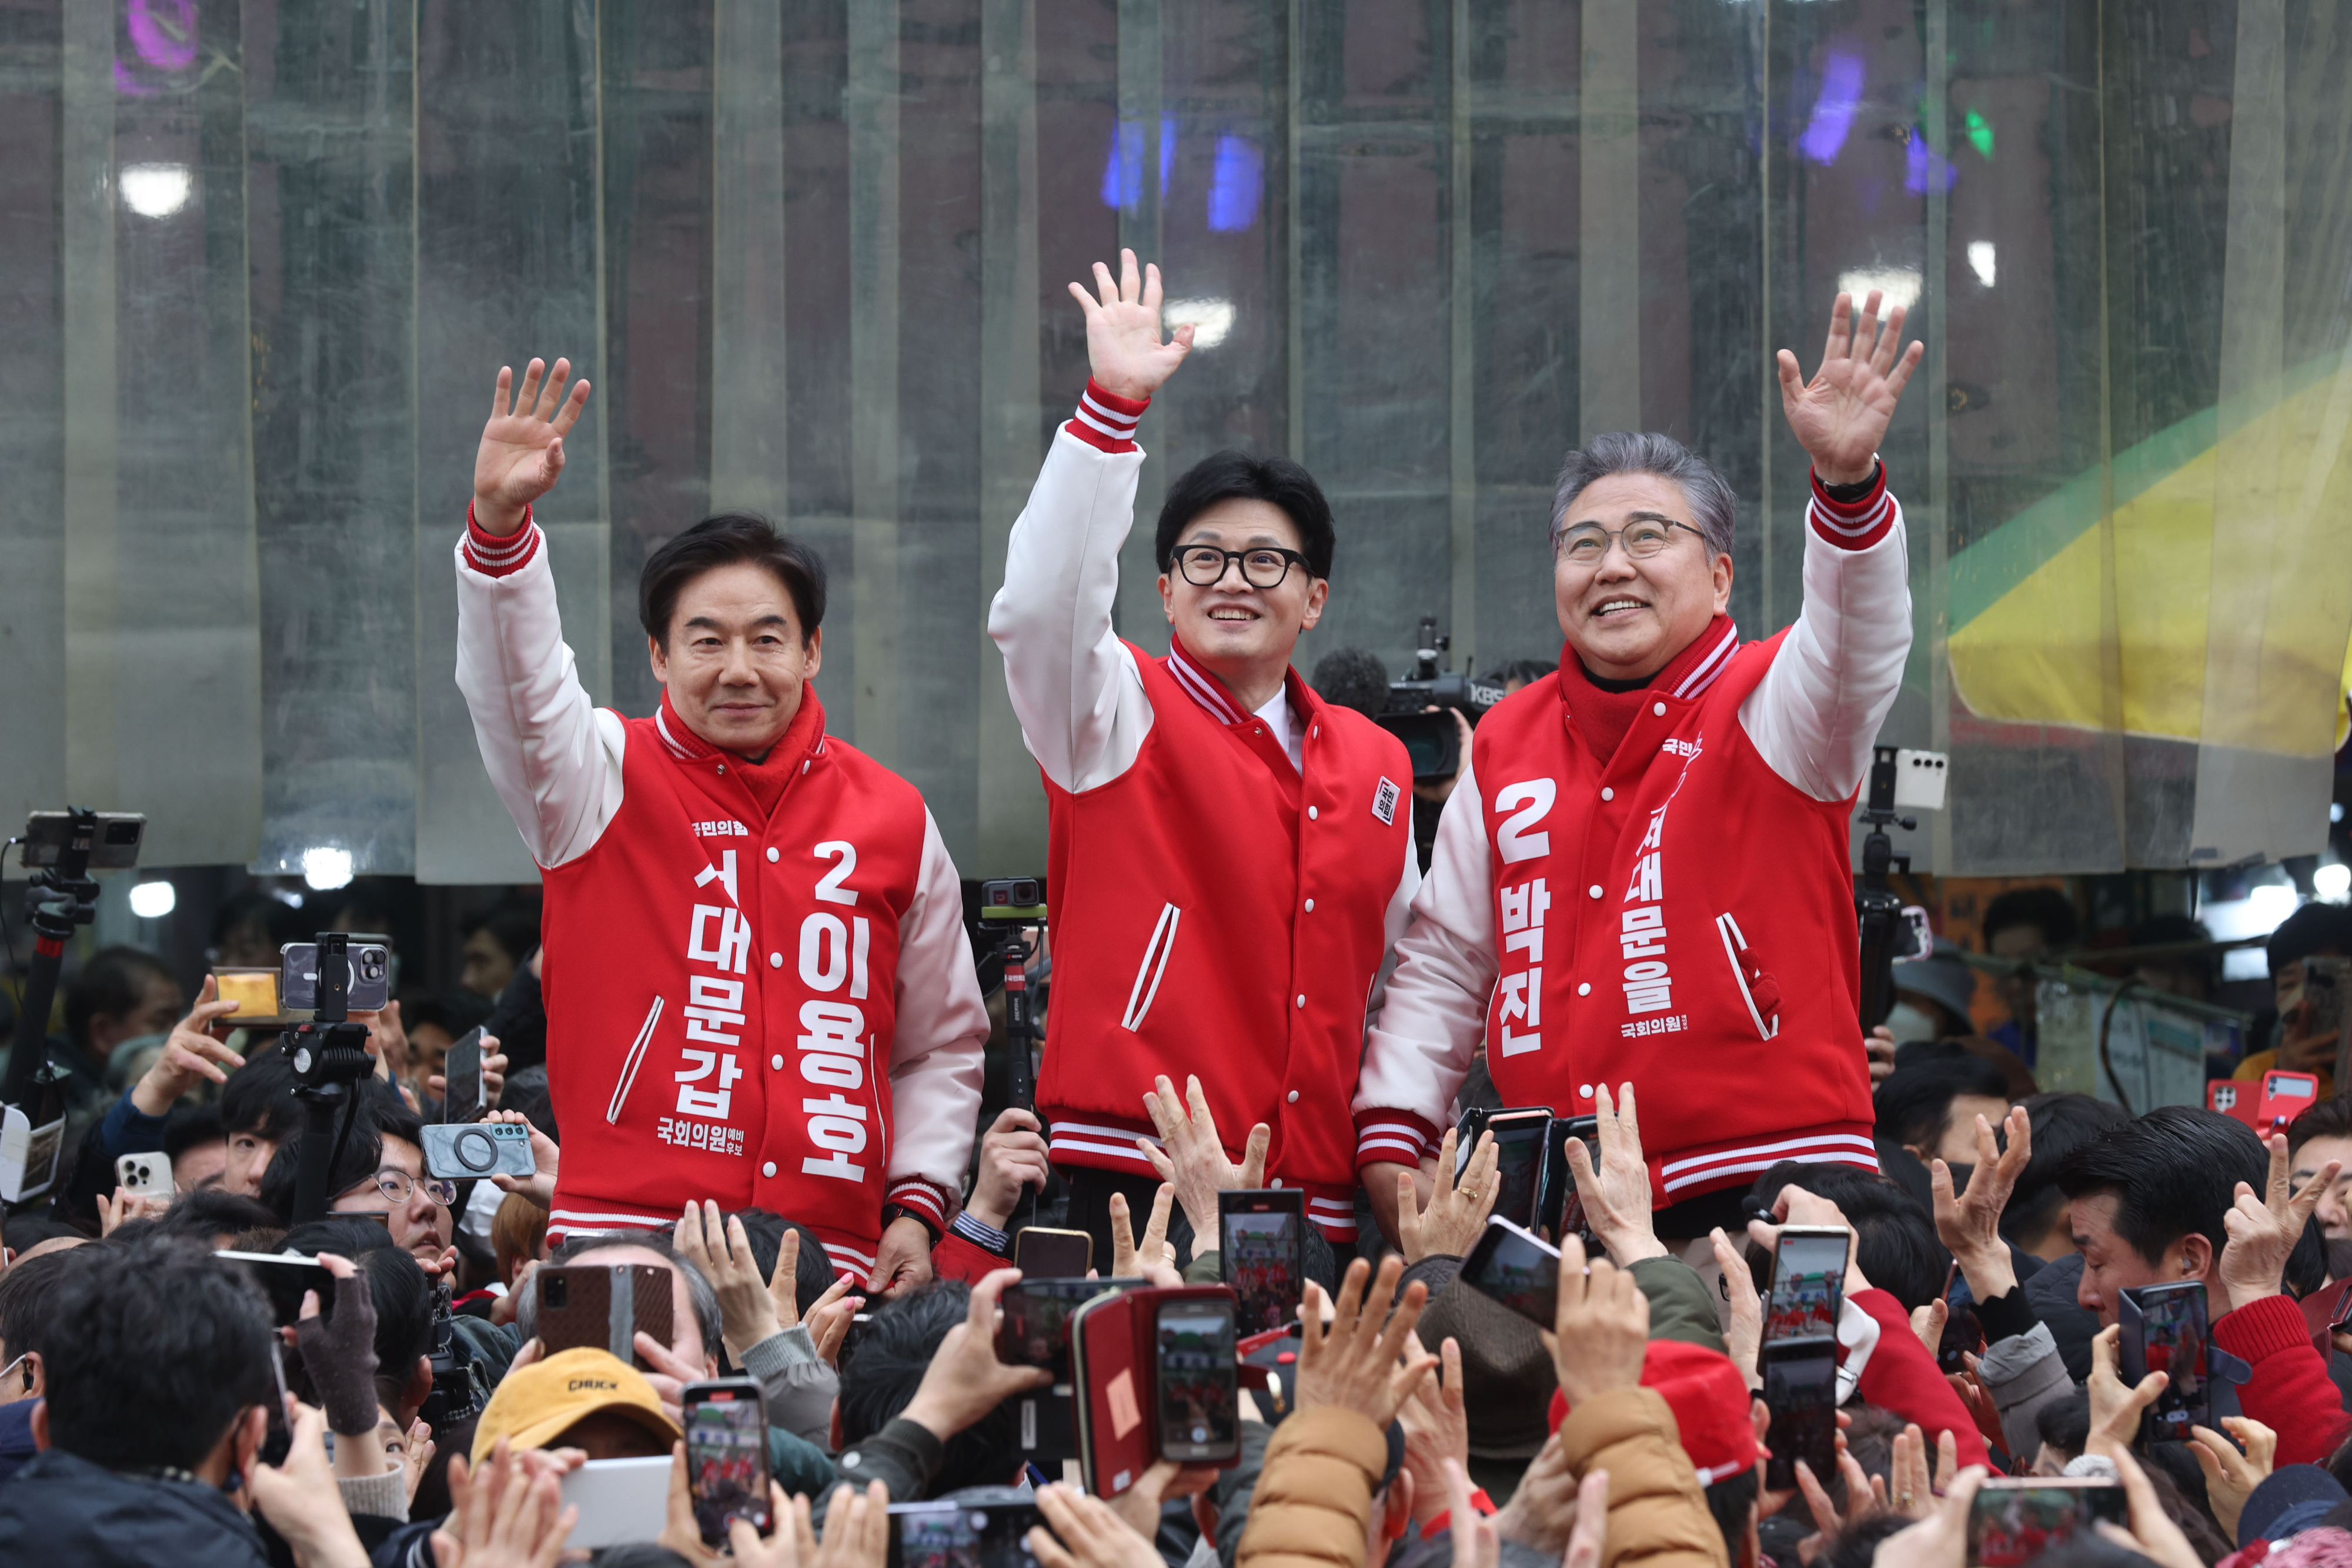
[1354,1109,1440,1171]
[2214,1292,2314,1361]
[465,502,541,577]
[886,1176,953,1229]
[1064,379,1148,453]
[1808,463,1895,551]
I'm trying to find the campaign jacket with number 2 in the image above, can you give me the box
[453,513,987,1280]
[1355,470,1910,1206]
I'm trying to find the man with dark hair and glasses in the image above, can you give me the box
[988,250,1418,1256]
[258,1090,458,1276]
[1357,291,1923,1249]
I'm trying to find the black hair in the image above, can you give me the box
[2057,1106,2306,1279]
[2291,1095,2352,1159]
[255,1084,419,1223]
[164,1103,227,1165]
[2034,1389,2090,1461]
[159,1187,283,1245]
[463,906,543,971]
[1702,1467,1759,1565]
[1820,1512,1912,1568]
[1873,1052,2012,1153]
[2270,901,2352,978]
[1494,659,1558,686]
[0,1245,92,1364]
[38,1238,277,1470]
[1980,886,2080,953]
[221,1044,306,1144]
[639,512,827,647]
[65,944,172,1050]
[1153,452,1336,581]
[1746,1164,1951,1312]
[402,987,496,1042]
[283,1217,436,1410]
[728,1208,836,1319]
[2001,1092,2131,1246]
[1310,647,1390,720]
[210,889,306,955]
[838,1282,1020,1496]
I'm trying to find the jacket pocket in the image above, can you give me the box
[607,994,665,1123]
[1714,913,1781,1042]
[1120,903,1182,1032]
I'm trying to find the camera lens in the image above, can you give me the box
[543,1275,567,1309]
[455,1128,497,1173]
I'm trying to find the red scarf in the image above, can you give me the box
[1555,614,1735,765]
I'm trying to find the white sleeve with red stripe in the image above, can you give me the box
[1350,755,1497,1171]
[880,808,992,1229]
[1739,466,1913,803]
[984,381,1158,794]
[453,506,628,868]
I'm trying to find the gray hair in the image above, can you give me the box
[1549,432,1738,559]
[514,1230,724,1365]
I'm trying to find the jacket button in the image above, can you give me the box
[1588,884,1603,898]
[1270,1178,1283,1188]
[761,1161,777,1178]
[717,763,726,773]
[1652,702,1666,717]
[771,1054,784,1070]
[1578,982,1591,996]
[770,952,782,968]
[1287,1091,1299,1104]
[1600,787,1613,801]
[1312,726,1319,738]
[1295,994,1305,1008]
[1308,805,1318,821]
[1304,898,1315,912]
[767,847,780,862]
[1578,1085,1592,1099]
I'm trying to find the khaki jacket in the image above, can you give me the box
[1235,1408,1389,1568]
[1554,1387,1729,1568]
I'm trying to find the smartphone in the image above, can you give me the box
[21,810,144,869]
[2256,1070,2321,1136]
[279,940,393,1013]
[1939,1299,1984,1375]
[442,1028,487,1123]
[1455,1104,1549,1173]
[115,1151,175,1202]
[888,1492,1045,1568]
[262,1336,294,1465]
[560,1455,672,1548]
[683,1379,772,1547]
[1760,1342,1839,1490]
[1485,1110,1553,1231]
[219,1251,338,1328]
[210,968,285,1025]
[1764,1226,1849,1343]
[536,1263,674,1371]
[2328,1279,2352,1336]
[1219,1189,1305,1332]
[997,1279,1110,1380]
[1967,1479,2127,1567]
[1539,1115,1601,1243]
[1154,1295,1240,1463]
[2120,1282,2210,1443]
[1459,1216,1562,1330]
[421,1120,534,1181]
[1013,1226,1093,1279]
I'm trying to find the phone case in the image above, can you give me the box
[538,1264,675,1370]
[1070,1285,1241,1496]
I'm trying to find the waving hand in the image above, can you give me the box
[474,357,593,536]
[1776,292,1922,484]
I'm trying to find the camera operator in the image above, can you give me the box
[455,359,988,1293]
[988,251,1418,1254]
[1358,291,1922,1247]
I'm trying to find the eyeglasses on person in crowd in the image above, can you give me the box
[1551,516,1707,564]
[360,1168,459,1208]
[1172,544,1312,590]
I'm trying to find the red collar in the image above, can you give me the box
[653,685,830,767]
[1555,616,1738,765]
[1163,635,1318,731]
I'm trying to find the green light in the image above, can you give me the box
[1965,109,1994,161]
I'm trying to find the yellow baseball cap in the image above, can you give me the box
[470,1347,683,1465]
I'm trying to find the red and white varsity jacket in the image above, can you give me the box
[1355,471,1910,1205]
[453,514,988,1279]
[985,383,1421,1242]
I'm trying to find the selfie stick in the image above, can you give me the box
[1853,747,1916,1032]
[286,933,378,1225]
[1,808,103,1109]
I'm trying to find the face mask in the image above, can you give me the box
[1885,1001,1939,1046]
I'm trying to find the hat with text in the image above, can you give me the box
[470,1346,681,1465]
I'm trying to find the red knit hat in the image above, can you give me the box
[1546,1340,1759,1487]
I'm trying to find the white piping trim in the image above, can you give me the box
[1715,912,1779,1041]
[1672,622,1740,699]
[1659,1131,1879,1176]
[1050,1120,1165,1146]
[1049,1138,1161,1164]
[1358,1136,1425,1159]
[653,707,698,760]
[1120,904,1182,1031]
[606,996,664,1124]
[1164,646,1247,724]
[1077,390,1141,433]
[549,1208,679,1229]
[1307,1199,1357,1213]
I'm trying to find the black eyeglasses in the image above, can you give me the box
[1172,544,1312,590]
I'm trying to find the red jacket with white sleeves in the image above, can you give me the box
[453,513,987,1279]
[1354,471,1910,1206]
[986,384,1421,1242]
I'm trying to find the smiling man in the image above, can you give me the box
[453,359,988,1291]
[988,251,1418,1253]
[1356,292,1921,1246]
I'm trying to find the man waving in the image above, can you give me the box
[454,359,987,1289]
[1358,292,1923,1246]
[989,252,1419,1253]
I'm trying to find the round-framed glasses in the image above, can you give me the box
[1552,518,1706,565]
[1172,544,1311,590]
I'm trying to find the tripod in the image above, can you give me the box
[1854,747,1918,1031]
[286,932,379,1225]
[2,809,103,1110]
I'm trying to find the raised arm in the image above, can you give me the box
[986,250,1195,793]
[1742,293,1922,802]
[453,357,623,868]
[878,808,991,1236]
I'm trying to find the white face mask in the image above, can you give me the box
[1885,1001,1940,1046]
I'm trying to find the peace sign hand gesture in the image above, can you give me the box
[1776,290,1923,485]
[1066,249,1193,403]
[474,356,593,536]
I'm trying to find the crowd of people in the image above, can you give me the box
[1,246,2347,1568]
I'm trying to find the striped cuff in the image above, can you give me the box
[1807,463,1895,550]
[1354,1109,1440,1171]
[465,502,542,577]
[1064,379,1148,453]
[886,1176,954,1232]
[950,1209,1011,1258]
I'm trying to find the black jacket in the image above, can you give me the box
[0,1447,269,1567]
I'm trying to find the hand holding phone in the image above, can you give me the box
[1460,1216,1562,1330]
[683,1379,772,1546]
[442,1028,487,1122]
[1219,1189,1305,1331]
[1967,1479,2126,1566]
[1013,1227,1093,1279]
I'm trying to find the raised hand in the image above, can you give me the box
[1398,1128,1497,1263]
[130,974,247,1116]
[1932,1106,2030,1301]
[1065,250,1193,402]
[1566,1083,1666,1263]
[474,357,593,536]
[1775,291,1922,485]
[1142,1074,1268,1252]
[1108,1185,1181,1286]
[2219,1133,2337,1310]
[1295,1255,1437,1429]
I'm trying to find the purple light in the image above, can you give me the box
[1099,116,1178,212]
[127,0,199,72]
[1159,115,1175,201]
[1207,135,1262,232]
[1905,132,1957,194]
[1798,50,1865,166]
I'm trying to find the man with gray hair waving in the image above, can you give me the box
[1355,291,1923,1249]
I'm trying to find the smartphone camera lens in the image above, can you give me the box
[543,1275,567,1309]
